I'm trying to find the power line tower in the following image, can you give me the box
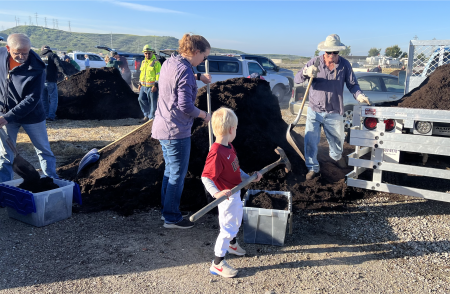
[15,16,17,27]
[56,19,59,30]
[45,17,47,28]
[68,21,71,32]
[35,13,38,26]
[29,16,32,26]
[413,35,418,40]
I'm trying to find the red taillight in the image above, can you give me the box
[384,119,395,132]
[291,89,295,99]
[364,117,378,130]
[364,118,395,131]
[135,60,141,70]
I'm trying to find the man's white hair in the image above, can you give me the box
[7,33,31,50]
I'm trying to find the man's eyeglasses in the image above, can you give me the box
[325,51,339,55]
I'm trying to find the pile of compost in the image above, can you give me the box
[246,192,288,210]
[58,77,368,216]
[57,67,141,120]
[380,64,450,108]
[17,177,59,194]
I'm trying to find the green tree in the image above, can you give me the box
[67,49,73,53]
[400,52,407,59]
[314,49,319,56]
[340,46,351,56]
[368,47,381,57]
[385,45,403,58]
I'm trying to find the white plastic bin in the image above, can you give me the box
[3,178,75,227]
[242,190,292,246]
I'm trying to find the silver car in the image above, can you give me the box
[289,72,405,129]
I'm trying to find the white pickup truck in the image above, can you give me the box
[193,55,290,102]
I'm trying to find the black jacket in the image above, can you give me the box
[0,47,46,124]
[40,49,67,83]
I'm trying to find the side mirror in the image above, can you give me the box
[262,70,267,76]
[274,65,280,72]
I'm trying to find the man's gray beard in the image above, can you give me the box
[15,58,26,64]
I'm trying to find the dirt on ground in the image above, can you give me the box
[58,78,368,216]
[57,67,141,120]
[246,191,289,210]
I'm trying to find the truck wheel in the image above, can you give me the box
[343,106,354,130]
[272,85,285,103]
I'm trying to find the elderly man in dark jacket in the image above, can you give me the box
[40,45,68,121]
[0,34,57,182]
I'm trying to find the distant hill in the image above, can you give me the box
[0,26,305,60]
[0,26,246,55]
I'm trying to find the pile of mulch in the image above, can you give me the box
[246,192,288,210]
[380,64,450,109]
[58,77,369,216]
[57,67,141,120]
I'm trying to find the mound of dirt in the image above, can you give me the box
[57,67,142,120]
[246,192,288,210]
[58,77,369,216]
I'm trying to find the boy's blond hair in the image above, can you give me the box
[211,107,238,136]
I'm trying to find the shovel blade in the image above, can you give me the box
[286,123,305,162]
[13,154,41,184]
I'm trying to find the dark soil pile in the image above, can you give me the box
[58,77,369,216]
[246,192,288,210]
[17,177,59,193]
[381,64,450,109]
[57,67,141,120]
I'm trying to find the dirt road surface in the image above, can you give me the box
[1,100,450,293]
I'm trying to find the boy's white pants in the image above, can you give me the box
[214,191,243,257]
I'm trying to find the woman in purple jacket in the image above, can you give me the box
[152,34,212,229]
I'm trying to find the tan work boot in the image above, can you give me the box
[306,170,318,180]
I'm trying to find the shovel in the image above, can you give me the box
[0,128,40,184]
[286,58,320,161]
[77,119,152,174]
[205,59,213,148]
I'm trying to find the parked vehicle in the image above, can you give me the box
[236,55,295,92]
[0,36,4,42]
[193,55,290,102]
[67,52,105,70]
[289,72,405,129]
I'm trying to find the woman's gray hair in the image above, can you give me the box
[7,33,31,50]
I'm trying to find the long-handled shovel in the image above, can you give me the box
[286,58,320,161]
[190,147,291,222]
[77,119,152,174]
[205,59,213,148]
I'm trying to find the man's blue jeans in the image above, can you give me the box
[42,82,58,120]
[0,121,57,182]
[304,107,344,173]
[138,86,158,120]
[159,137,191,224]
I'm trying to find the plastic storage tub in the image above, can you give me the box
[0,178,79,227]
[242,190,292,246]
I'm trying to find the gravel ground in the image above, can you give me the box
[1,98,450,293]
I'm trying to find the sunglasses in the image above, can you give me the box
[326,51,339,55]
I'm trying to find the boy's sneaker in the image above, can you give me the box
[163,219,194,229]
[209,260,238,278]
[161,211,190,221]
[228,241,246,256]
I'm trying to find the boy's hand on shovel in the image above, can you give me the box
[252,172,263,182]
[214,189,232,199]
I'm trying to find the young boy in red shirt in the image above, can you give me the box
[201,107,262,278]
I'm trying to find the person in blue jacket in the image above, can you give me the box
[0,33,57,182]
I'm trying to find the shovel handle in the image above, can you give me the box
[98,119,152,152]
[206,60,213,149]
[292,76,313,126]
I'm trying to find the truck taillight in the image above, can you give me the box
[384,119,395,132]
[291,89,295,99]
[363,118,396,131]
[135,60,141,70]
[363,117,378,130]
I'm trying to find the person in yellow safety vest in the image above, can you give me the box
[138,45,161,123]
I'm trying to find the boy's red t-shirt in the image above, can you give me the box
[202,142,242,191]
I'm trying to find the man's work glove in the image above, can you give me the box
[356,94,371,105]
[302,65,318,78]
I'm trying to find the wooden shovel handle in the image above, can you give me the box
[99,119,152,152]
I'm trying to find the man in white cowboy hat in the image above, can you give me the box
[295,34,371,180]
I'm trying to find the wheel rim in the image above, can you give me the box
[343,109,353,129]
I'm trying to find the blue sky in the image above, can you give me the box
[0,1,448,56]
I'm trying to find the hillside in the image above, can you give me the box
[0,26,246,55]
[0,26,306,61]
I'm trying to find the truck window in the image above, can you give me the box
[77,54,85,60]
[89,55,102,61]
[196,61,219,72]
[248,63,264,76]
[218,62,239,73]
[357,76,383,92]
[258,57,275,70]
[382,77,404,93]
